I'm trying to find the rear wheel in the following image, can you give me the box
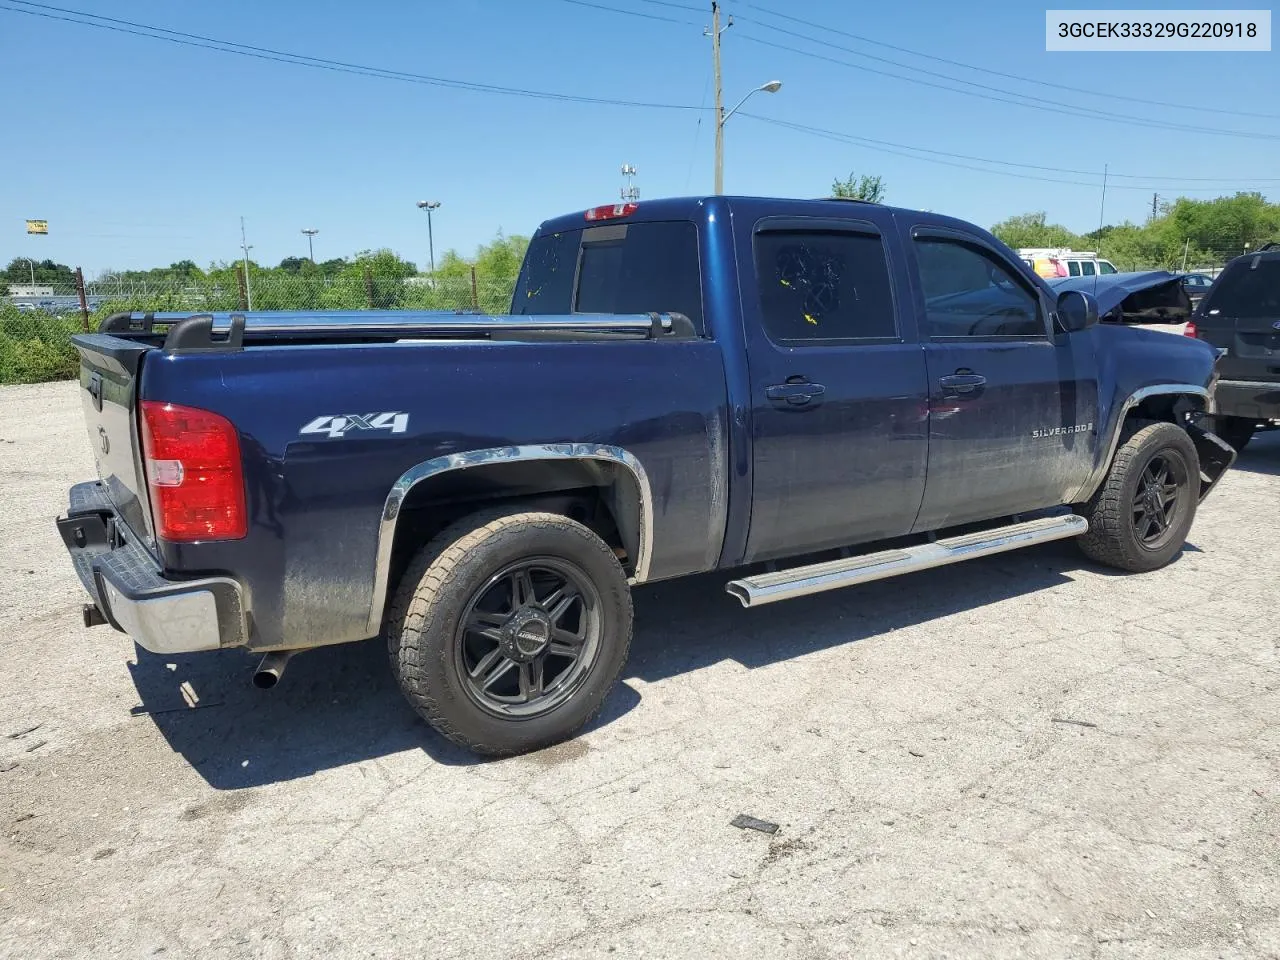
[384,509,633,756]
[1213,415,1256,453]
[1076,420,1199,572]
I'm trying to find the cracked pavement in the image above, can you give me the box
[1,380,1277,959]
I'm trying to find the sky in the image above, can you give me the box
[1,0,1277,275]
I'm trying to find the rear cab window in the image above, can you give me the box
[1203,257,1280,319]
[513,220,704,333]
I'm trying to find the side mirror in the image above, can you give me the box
[1056,290,1099,333]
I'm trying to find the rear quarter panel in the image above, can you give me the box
[140,338,728,650]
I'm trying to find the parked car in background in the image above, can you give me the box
[1189,243,1280,451]
[1048,271,1195,336]
[1019,248,1119,279]
[1180,272,1215,308]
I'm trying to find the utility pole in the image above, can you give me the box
[240,216,254,311]
[1151,192,1159,222]
[707,2,731,195]
[301,228,318,262]
[1097,164,1109,237]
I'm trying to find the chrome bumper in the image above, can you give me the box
[57,481,247,655]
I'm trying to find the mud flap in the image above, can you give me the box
[1186,422,1237,502]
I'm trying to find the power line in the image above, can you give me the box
[735,1,1280,121]
[739,113,1280,186]
[0,0,706,110]
[556,0,700,26]
[547,0,1280,141]
[637,0,706,11]
[735,32,1280,142]
[740,114,1275,193]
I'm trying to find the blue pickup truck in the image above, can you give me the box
[58,195,1235,755]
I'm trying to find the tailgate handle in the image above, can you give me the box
[88,373,104,412]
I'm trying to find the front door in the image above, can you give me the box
[904,227,1100,531]
[740,212,930,564]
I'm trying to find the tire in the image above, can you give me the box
[1076,420,1200,573]
[1213,415,1256,453]
[384,508,633,756]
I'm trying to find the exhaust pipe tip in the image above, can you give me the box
[252,651,294,690]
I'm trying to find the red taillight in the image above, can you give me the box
[584,202,638,222]
[1184,320,1198,338]
[140,400,247,542]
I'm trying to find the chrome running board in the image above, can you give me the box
[725,514,1088,608]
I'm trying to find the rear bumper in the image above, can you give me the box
[1214,379,1280,422]
[57,481,247,655]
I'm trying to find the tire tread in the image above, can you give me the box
[383,509,632,756]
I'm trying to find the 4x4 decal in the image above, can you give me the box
[300,413,409,439]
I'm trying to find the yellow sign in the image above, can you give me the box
[26,220,48,235]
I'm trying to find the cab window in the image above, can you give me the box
[914,237,1046,339]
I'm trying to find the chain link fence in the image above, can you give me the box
[2,273,519,385]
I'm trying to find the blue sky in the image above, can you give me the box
[1,0,1276,274]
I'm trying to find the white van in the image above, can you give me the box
[1019,248,1118,279]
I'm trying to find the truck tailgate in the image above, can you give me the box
[72,334,155,547]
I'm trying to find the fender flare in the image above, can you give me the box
[1073,383,1211,503]
[364,443,654,637]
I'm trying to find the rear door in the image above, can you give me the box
[904,225,1100,531]
[738,211,929,563]
[1196,254,1280,383]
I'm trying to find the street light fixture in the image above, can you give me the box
[416,200,441,274]
[716,80,782,194]
[301,228,319,263]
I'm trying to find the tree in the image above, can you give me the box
[989,212,1084,251]
[830,172,886,203]
[2,257,76,287]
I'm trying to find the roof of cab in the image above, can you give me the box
[534,195,986,239]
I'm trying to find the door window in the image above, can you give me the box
[1068,261,1081,276]
[914,237,1046,338]
[754,229,897,343]
[1081,261,1097,276]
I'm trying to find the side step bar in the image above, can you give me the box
[725,514,1088,608]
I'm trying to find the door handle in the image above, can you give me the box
[766,380,826,407]
[938,373,986,397]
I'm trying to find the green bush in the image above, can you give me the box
[0,307,84,384]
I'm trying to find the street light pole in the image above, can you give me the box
[301,228,319,262]
[715,80,783,194]
[712,2,724,195]
[20,258,35,285]
[416,200,441,274]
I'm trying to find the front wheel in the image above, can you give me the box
[1076,420,1200,573]
[385,509,633,756]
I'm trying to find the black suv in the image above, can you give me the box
[1192,243,1280,451]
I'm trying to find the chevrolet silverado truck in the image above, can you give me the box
[1189,243,1280,451]
[58,195,1236,756]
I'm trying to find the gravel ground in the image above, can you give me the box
[1,380,1277,960]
